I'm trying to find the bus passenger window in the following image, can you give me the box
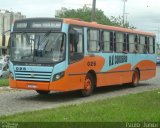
[149,37,154,54]
[129,34,135,53]
[144,37,149,54]
[134,35,139,53]
[102,31,110,52]
[123,34,127,52]
[153,37,155,53]
[87,29,100,52]
[69,27,83,63]
[116,32,123,52]
[139,36,145,53]
[110,32,114,52]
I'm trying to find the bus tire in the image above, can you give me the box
[36,90,50,95]
[131,69,140,87]
[81,73,94,97]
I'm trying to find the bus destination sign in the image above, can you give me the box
[14,20,62,30]
[31,21,62,29]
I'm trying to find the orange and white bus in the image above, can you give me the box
[9,18,156,96]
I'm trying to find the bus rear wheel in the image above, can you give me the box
[131,69,140,87]
[36,90,50,95]
[81,73,94,97]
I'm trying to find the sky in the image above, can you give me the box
[0,0,160,42]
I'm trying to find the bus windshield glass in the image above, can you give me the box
[10,32,65,63]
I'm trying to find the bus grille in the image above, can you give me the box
[15,71,52,82]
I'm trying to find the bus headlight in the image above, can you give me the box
[52,71,64,81]
[10,72,14,80]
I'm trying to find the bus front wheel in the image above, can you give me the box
[36,90,50,95]
[81,73,94,97]
[131,69,140,87]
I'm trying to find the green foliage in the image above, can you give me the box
[55,6,135,28]
[0,89,160,122]
[0,79,9,87]
[56,6,112,25]
[110,16,136,29]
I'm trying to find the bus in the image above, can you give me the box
[9,18,156,96]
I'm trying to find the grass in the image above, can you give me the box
[0,78,9,87]
[0,89,160,123]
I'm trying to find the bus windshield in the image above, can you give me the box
[10,32,65,63]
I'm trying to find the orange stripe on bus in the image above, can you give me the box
[133,60,156,80]
[133,60,156,70]
[97,64,132,87]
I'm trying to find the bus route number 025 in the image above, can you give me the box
[87,61,96,66]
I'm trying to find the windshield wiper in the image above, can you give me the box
[38,30,51,46]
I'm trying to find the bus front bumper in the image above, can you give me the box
[9,78,49,91]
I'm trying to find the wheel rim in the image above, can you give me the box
[84,76,92,92]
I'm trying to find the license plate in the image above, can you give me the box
[27,84,37,89]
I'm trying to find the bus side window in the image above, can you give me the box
[69,27,83,63]
[116,32,123,52]
[134,35,139,53]
[149,37,154,54]
[153,37,155,53]
[102,31,110,52]
[127,34,129,52]
[110,32,114,52]
[138,36,145,53]
[144,36,149,54]
[129,34,135,53]
[87,29,100,52]
[113,32,116,52]
[123,34,127,52]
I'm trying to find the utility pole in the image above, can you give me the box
[125,13,129,27]
[91,0,96,21]
[122,0,127,27]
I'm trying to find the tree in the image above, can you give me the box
[55,5,112,25]
[55,5,135,28]
[110,16,136,29]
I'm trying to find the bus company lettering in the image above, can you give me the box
[109,55,128,66]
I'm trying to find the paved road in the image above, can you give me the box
[0,66,160,116]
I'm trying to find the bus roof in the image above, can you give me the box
[63,18,155,36]
[13,18,155,36]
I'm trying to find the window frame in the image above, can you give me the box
[68,25,84,64]
[148,36,155,54]
[101,30,114,53]
[138,35,146,54]
[87,28,101,53]
[115,32,125,53]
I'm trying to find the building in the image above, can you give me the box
[0,10,26,56]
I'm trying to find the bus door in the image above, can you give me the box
[67,26,85,90]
